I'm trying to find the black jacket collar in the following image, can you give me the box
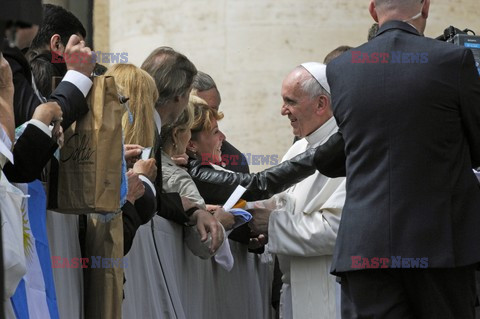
[376,20,421,38]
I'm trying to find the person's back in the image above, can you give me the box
[329,20,480,273]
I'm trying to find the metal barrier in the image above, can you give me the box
[47,212,274,319]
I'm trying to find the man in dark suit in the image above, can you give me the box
[2,7,94,131]
[325,0,480,317]
[141,47,224,253]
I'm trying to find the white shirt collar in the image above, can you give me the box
[304,117,338,147]
[154,111,162,135]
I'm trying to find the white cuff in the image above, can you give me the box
[28,119,52,138]
[474,169,480,183]
[62,70,93,98]
[139,174,156,197]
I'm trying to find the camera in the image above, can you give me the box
[437,26,480,76]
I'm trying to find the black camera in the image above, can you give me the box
[437,26,480,76]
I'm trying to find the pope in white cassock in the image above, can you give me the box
[249,62,346,319]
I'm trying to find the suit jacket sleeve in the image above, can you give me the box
[157,192,189,225]
[7,53,88,130]
[49,81,89,130]
[122,181,157,254]
[314,132,346,178]
[3,124,57,183]
[458,49,480,167]
[268,179,346,257]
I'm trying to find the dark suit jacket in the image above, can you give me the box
[123,181,157,254]
[3,124,57,183]
[221,140,250,173]
[327,21,480,274]
[2,40,89,130]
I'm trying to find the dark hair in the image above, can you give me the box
[26,49,67,98]
[323,45,353,64]
[141,46,197,106]
[30,4,86,50]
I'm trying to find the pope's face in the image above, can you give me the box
[280,69,321,138]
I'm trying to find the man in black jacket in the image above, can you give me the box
[2,12,93,131]
[1,3,95,185]
[141,47,224,253]
[325,0,480,317]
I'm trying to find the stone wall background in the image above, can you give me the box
[93,0,479,172]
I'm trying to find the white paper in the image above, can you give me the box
[141,147,152,160]
[214,185,247,271]
[223,185,246,211]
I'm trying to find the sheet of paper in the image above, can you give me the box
[223,185,246,211]
[141,147,152,160]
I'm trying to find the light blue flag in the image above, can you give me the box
[11,181,59,319]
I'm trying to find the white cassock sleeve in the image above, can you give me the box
[268,179,346,257]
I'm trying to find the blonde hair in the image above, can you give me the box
[105,63,158,147]
[190,95,224,141]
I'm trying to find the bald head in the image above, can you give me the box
[374,0,423,10]
[369,0,429,34]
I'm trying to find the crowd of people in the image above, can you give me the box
[1,0,480,318]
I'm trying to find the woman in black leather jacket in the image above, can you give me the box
[188,131,346,204]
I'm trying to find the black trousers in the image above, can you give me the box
[340,265,478,319]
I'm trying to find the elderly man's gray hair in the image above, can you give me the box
[294,66,330,99]
[302,76,330,99]
[192,71,217,92]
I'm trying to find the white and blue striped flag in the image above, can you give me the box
[10,180,59,319]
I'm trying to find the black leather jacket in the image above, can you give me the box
[188,132,346,204]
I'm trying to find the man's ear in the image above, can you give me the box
[49,34,62,53]
[369,0,379,22]
[316,95,330,115]
[422,0,430,19]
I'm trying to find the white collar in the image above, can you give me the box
[304,117,338,147]
[154,111,162,135]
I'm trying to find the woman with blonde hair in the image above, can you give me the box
[187,96,225,166]
[104,63,159,254]
[161,95,233,258]
[105,63,158,148]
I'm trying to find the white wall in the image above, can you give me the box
[98,0,480,172]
